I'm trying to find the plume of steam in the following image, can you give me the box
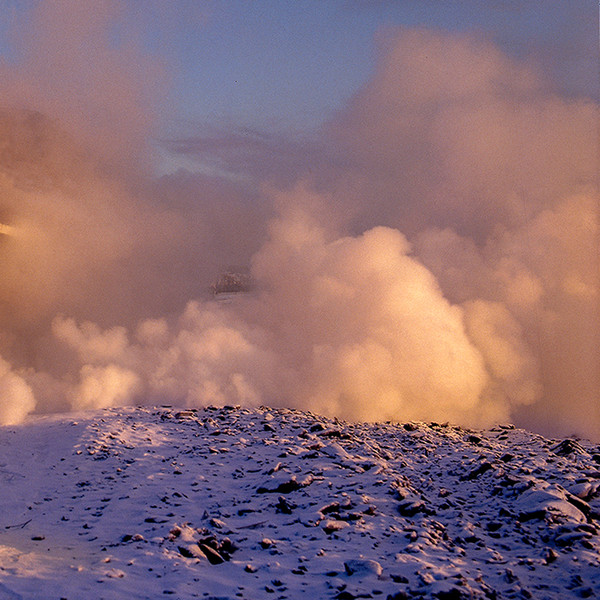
[29,186,540,429]
[0,358,35,425]
[0,11,597,440]
[0,0,166,169]
[326,28,597,240]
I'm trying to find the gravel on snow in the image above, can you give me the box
[0,405,599,599]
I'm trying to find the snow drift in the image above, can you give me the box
[0,405,599,599]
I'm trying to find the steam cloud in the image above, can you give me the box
[0,7,597,439]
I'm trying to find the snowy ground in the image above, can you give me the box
[0,405,599,599]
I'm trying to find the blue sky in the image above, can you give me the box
[156,0,598,133]
[1,0,596,139]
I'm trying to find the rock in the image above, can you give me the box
[504,569,518,584]
[344,559,383,577]
[209,518,227,529]
[219,537,238,557]
[321,442,353,461]
[569,481,599,500]
[516,484,587,523]
[555,531,591,547]
[322,520,349,534]
[397,500,427,517]
[335,592,356,600]
[461,461,493,481]
[552,439,588,457]
[257,475,303,494]
[291,565,307,575]
[198,543,225,564]
[518,509,547,522]
[275,496,296,514]
[565,493,591,516]
[178,545,204,559]
[175,410,196,419]
[319,429,350,439]
[320,501,341,515]
[195,531,236,561]
[104,568,126,579]
[387,592,409,600]
[543,547,558,564]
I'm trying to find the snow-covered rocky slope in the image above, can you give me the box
[0,405,599,599]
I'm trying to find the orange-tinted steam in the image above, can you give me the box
[0,13,597,440]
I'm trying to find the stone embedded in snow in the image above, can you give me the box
[321,442,352,461]
[198,543,225,564]
[322,519,350,534]
[460,461,493,481]
[178,544,205,559]
[568,481,598,500]
[344,559,383,577]
[319,501,341,515]
[274,495,296,514]
[555,530,593,548]
[393,484,431,517]
[397,500,428,517]
[175,410,196,419]
[317,428,349,440]
[208,517,227,529]
[169,524,197,543]
[565,493,592,517]
[516,484,587,523]
[256,472,311,494]
[104,568,126,579]
[552,439,589,457]
[543,547,559,564]
[386,593,410,600]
